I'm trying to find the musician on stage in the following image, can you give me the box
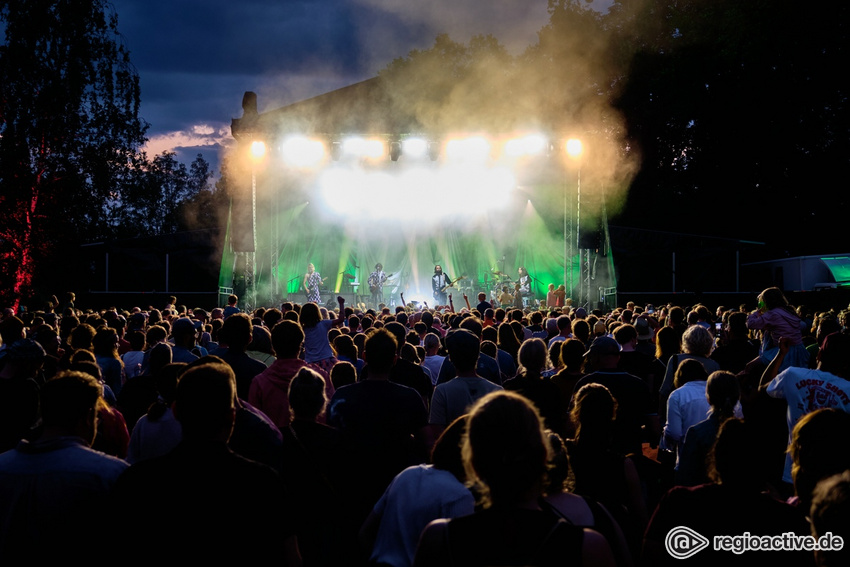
[303,263,324,304]
[518,266,532,301]
[513,282,524,309]
[432,265,451,306]
[368,263,389,307]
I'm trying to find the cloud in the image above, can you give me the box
[143,124,232,157]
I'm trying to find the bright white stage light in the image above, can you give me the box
[445,136,490,162]
[566,138,583,158]
[486,166,516,208]
[364,139,385,159]
[392,167,437,215]
[504,134,548,158]
[315,158,516,222]
[318,168,356,215]
[250,141,267,159]
[342,137,365,156]
[281,136,325,168]
[342,137,385,159]
[402,137,428,159]
[438,164,492,210]
[370,172,395,214]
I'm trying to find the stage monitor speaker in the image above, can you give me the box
[579,229,602,250]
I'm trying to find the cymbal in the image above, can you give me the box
[492,270,504,276]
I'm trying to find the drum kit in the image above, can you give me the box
[489,270,513,303]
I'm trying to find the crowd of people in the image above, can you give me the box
[1,287,849,565]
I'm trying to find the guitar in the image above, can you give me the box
[369,273,393,294]
[439,275,466,294]
[304,277,327,298]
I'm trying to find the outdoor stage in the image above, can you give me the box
[219,134,617,311]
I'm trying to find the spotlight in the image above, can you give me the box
[281,136,325,168]
[403,137,428,159]
[250,141,266,159]
[390,141,402,162]
[331,141,342,161]
[504,134,547,158]
[342,137,385,159]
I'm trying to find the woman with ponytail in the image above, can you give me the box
[675,370,742,487]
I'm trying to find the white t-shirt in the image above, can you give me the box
[767,366,850,482]
[121,351,145,378]
[371,464,474,567]
[422,355,446,386]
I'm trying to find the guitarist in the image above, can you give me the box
[368,263,389,307]
[431,265,452,306]
[302,263,326,304]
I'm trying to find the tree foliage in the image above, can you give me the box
[0,2,225,306]
[176,153,228,233]
[110,151,222,238]
[607,0,850,251]
[0,0,148,305]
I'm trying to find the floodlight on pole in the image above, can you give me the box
[245,138,267,312]
[250,140,267,160]
[564,138,583,306]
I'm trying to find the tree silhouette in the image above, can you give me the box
[0,0,148,307]
[609,0,850,252]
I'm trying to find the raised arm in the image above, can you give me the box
[332,296,346,327]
